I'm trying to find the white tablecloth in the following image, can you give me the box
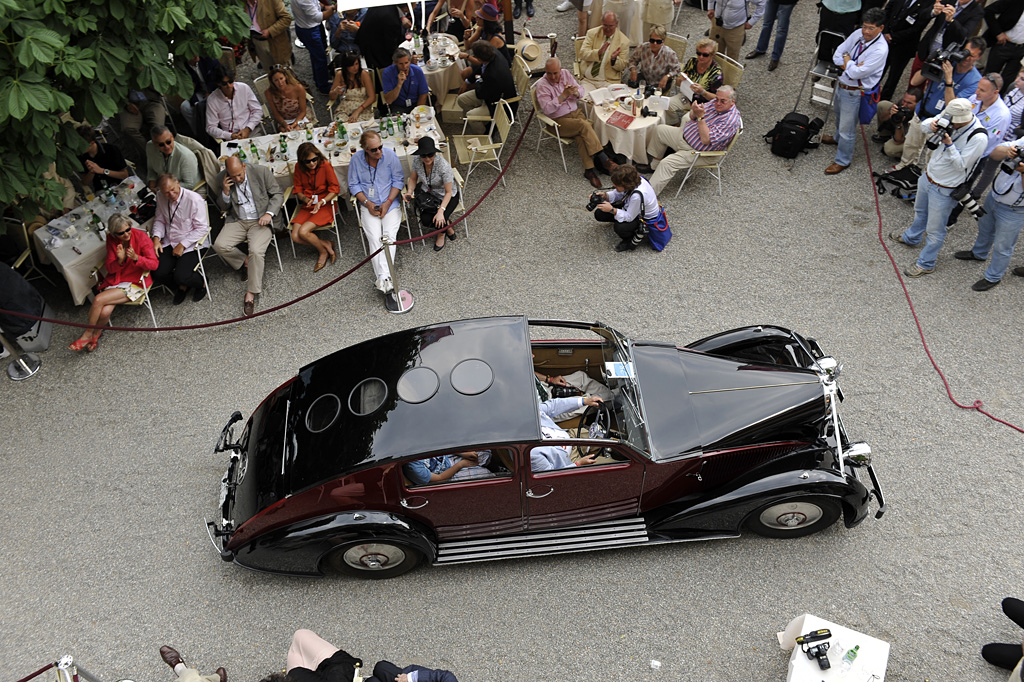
[33,176,146,306]
[400,35,464,98]
[586,97,664,164]
[778,613,890,682]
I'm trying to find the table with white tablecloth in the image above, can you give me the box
[586,96,665,165]
[400,34,465,100]
[32,176,147,305]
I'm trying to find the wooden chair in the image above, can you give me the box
[572,35,586,80]
[713,52,744,89]
[3,217,52,285]
[529,82,572,173]
[253,73,318,131]
[451,99,514,185]
[672,125,743,198]
[665,33,688,63]
[122,272,158,328]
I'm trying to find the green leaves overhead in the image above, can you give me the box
[0,0,249,215]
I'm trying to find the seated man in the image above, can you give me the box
[403,450,495,485]
[213,156,284,317]
[381,48,430,115]
[645,85,742,194]
[532,395,604,472]
[151,173,210,304]
[456,42,518,123]
[158,646,226,682]
[76,125,129,192]
[625,24,680,91]
[535,57,618,188]
[205,65,263,141]
[579,12,630,90]
[145,125,200,191]
[119,88,167,165]
[534,368,614,417]
[872,87,924,159]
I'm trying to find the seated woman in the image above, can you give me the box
[669,37,723,118]
[624,25,679,92]
[593,165,670,252]
[328,8,364,54]
[456,4,511,92]
[290,142,339,272]
[265,67,310,133]
[69,214,158,352]
[402,137,458,251]
[329,52,376,123]
[404,450,494,486]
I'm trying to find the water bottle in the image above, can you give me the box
[387,116,395,136]
[306,127,313,141]
[339,124,348,143]
[250,140,258,159]
[380,119,389,139]
[840,644,859,672]
[238,147,247,162]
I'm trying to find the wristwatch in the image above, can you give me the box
[103,168,110,176]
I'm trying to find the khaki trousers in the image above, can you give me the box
[647,124,698,194]
[213,218,273,295]
[553,108,603,170]
[709,23,745,61]
[251,37,275,73]
[178,670,219,682]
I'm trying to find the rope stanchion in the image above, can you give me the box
[0,110,536,333]
[16,662,55,682]
[859,123,1024,434]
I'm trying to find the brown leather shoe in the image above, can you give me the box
[243,298,255,317]
[160,646,184,669]
[821,134,837,145]
[216,667,227,682]
[824,162,848,175]
[768,59,779,71]
[584,168,602,188]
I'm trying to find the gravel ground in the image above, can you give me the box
[3,4,1023,682]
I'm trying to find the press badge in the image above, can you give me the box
[368,186,375,198]
[405,98,412,107]
[906,14,915,24]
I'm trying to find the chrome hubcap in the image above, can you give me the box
[759,501,824,530]
[342,543,406,571]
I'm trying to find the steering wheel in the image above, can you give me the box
[576,400,613,440]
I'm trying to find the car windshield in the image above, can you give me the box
[591,324,649,454]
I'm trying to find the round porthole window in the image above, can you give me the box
[450,358,493,396]
[307,394,342,432]
[348,378,388,416]
[397,366,440,404]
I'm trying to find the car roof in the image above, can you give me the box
[283,316,542,494]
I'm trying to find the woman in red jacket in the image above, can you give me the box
[69,213,159,352]
[290,142,339,272]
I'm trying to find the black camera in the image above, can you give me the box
[1000,146,1024,174]
[639,105,658,118]
[796,629,832,671]
[585,191,604,211]
[550,385,583,398]
[920,45,968,82]
[715,14,723,26]
[890,105,913,127]
[925,113,954,150]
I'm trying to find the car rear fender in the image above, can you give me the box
[649,468,867,536]
[230,510,437,577]
[684,325,822,369]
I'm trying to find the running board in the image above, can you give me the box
[433,518,737,565]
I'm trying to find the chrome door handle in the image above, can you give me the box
[400,497,428,509]
[526,487,553,498]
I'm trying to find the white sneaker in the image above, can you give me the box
[375,277,393,293]
[556,0,574,11]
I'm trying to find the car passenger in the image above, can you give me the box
[532,396,603,472]
[404,450,494,485]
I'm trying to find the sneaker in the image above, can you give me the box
[556,0,573,10]
[972,278,999,291]
[375,277,393,293]
[903,264,934,278]
[888,230,911,245]
[954,250,985,261]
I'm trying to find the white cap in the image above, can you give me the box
[944,98,974,124]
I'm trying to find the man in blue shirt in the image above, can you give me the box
[403,451,494,485]
[532,395,604,472]
[890,37,985,171]
[348,130,406,294]
[381,48,430,114]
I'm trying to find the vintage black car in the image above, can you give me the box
[207,317,885,578]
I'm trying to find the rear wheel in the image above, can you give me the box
[745,496,842,538]
[324,540,423,579]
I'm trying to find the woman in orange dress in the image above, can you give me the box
[290,142,339,272]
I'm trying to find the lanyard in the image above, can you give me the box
[167,199,180,229]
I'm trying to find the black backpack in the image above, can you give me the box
[764,112,824,159]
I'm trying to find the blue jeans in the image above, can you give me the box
[970,193,1024,282]
[295,24,331,93]
[756,0,795,61]
[832,86,860,167]
[901,173,958,270]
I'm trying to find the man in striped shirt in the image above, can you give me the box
[645,85,742,194]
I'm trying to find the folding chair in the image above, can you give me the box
[350,195,417,255]
[287,190,344,259]
[122,272,159,328]
[712,52,744,88]
[3,217,52,285]
[253,73,318,130]
[672,125,743,198]
[410,142,470,240]
[530,83,572,173]
[664,33,688,62]
[460,57,528,135]
[451,99,514,185]
[572,35,585,80]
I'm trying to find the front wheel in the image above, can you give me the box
[324,540,423,579]
[745,496,842,538]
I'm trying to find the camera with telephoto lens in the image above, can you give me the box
[550,385,583,398]
[585,191,604,211]
[920,44,968,82]
[1000,146,1024,175]
[795,629,832,670]
[925,113,954,150]
[957,194,986,220]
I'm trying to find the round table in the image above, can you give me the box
[400,35,464,99]
[587,98,665,165]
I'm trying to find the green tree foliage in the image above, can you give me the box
[0,0,249,217]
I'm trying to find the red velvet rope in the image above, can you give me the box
[15,663,55,682]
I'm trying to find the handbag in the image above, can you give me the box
[414,186,441,214]
[858,84,881,125]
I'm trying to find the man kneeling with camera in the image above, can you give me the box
[873,87,924,158]
[589,165,671,252]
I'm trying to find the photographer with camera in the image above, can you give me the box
[953,135,1024,290]
[890,98,988,278]
[916,0,983,67]
[591,165,670,252]
[873,87,923,157]
[887,36,984,172]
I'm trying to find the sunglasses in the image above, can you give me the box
[156,139,173,147]
[366,145,383,152]
[219,80,233,87]
[112,228,131,237]
[696,51,712,57]
[649,38,663,44]
[421,152,435,158]
[302,157,319,164]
